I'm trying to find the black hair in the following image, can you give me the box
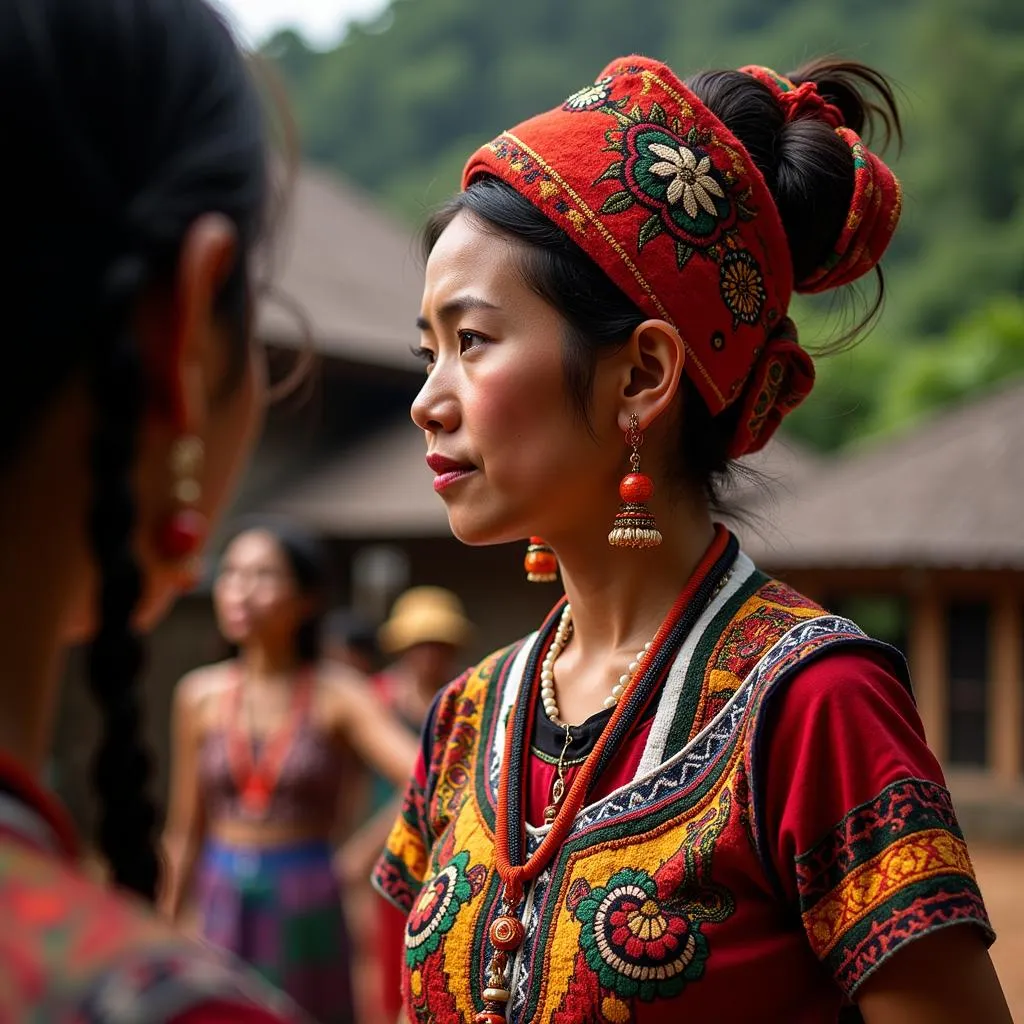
[423,58,901,506]
[1,0,268,900]
[221,520,332,664]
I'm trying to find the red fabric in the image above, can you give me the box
[741,65,903,293]
[742,67,845,129]
[174,1004,291,1024]
[377,899,407,1018]
[526,716,655,828]
[763,647,947,896]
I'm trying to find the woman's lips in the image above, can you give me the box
[426,454,477,493]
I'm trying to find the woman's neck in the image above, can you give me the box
[554,502,715,653]
[540,498,716,724]
[239,642,304,683]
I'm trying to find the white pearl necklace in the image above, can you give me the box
[540,605,655,727]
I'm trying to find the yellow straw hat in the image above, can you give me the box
[378,586,474,655]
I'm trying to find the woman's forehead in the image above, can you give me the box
[223,529,286,565]
[423,211,525,302]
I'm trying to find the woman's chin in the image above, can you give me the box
[446,511,520,548]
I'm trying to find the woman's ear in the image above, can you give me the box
[137,213,239,433]
[616,318,686,432]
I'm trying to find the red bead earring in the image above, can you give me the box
[157,436,209,587]
[524,537,558,583]
[608,413,662,548]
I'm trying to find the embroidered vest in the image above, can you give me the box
[374,554,935,1023]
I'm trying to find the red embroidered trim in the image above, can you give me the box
[494,525,731,902]
[0,748,79,859]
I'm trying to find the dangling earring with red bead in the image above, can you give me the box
[524,537,558,583]
[608,413,662,548]
[157,435,209,589]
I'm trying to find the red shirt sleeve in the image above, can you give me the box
[759,647,993,996]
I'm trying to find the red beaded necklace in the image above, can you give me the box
[225,666,314,818]
[476,526,733,1022]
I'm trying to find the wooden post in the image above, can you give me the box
[909,585,947,761]
[990,588,1023,781]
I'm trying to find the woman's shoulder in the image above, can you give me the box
[174,661,236,713]
[0,838,301,1022]
[707,571,902,684]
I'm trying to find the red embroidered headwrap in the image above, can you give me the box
[462,56,901,457]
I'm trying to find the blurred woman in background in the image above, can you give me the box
[161,522,419,1023]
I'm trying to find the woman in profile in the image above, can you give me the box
[373,55,1011,1022]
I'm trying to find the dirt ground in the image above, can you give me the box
[973,845,1024,1018]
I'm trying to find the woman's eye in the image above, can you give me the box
[457,330,488,352]
[410,345,436,373]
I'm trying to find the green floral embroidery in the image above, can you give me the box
[404,850,474,968]
[574,867,709,1001]
[571,794,736,1003]
[588,92,742,263]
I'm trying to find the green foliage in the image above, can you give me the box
[263,0,1024,449]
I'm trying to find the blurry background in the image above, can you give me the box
[61,0,1023,1011]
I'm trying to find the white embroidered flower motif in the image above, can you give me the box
[648,143,725,220]
[564,76,612,111]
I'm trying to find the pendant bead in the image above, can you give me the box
[158,507,208,559]
[489,914,525,951]
[241,776,271,814]
[473,1013,506,1024]
[619,471,655,503]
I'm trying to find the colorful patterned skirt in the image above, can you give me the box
[197,839,354,1024]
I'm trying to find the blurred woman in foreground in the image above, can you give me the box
[0,0,310,1018]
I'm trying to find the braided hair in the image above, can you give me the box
[2,0,269,899]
